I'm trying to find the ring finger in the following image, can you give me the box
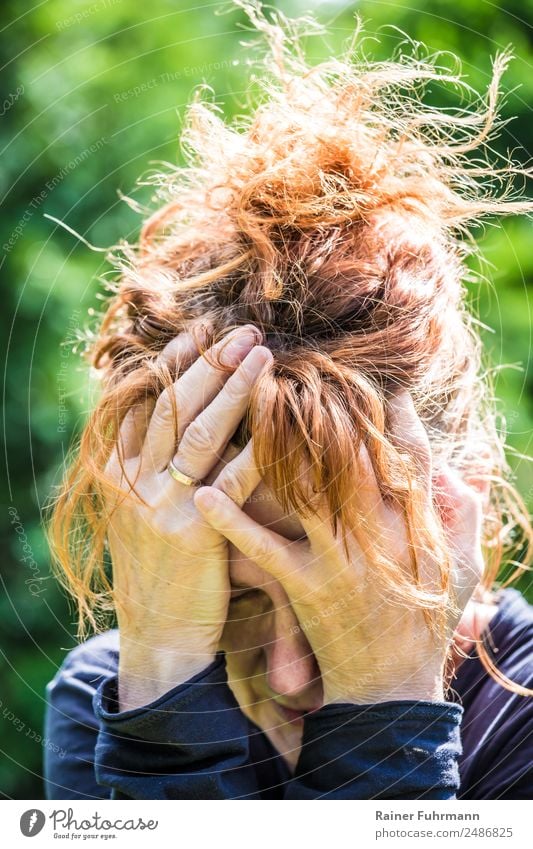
[141,324,261,472]
[170,345,272,484]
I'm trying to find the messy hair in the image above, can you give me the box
[47,1,532,693]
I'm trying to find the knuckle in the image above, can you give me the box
[224,373,252,405]
[181,420,216,455]
[152,387,175,423]
[253,536,277,566]
[216,467,246,503]
[104,455,139,493]
[159,332,198,369]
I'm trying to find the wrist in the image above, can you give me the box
[118,637,219,711]
[323,670,445,706]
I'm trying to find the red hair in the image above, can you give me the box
[47,3,532,695]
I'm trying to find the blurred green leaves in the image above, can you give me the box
[1,0,531,798]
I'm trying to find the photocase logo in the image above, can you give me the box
[20,809,46,837]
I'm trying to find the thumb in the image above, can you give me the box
[194,486,301,584]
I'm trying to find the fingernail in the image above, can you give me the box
[222,326,262,362]
[242,345,272,372]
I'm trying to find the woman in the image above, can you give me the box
[44,5,532,799]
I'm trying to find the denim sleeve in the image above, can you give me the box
[285,701,463,799]
[92,651,267,799]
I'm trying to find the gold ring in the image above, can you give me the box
[167,458,204,487]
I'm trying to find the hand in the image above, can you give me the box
[103,323,272,709]
[194,390,485,705]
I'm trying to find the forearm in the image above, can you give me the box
[118,634,219,711]
[93,651,265,800]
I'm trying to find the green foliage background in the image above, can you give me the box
[1,0,531,799]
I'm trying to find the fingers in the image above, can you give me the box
[387,389,432,496]
[211,439,262,507]
[157,324,212,372]
[433,463,484,542]
[170,345,272,483]
[104,328,209,483]
[433,463,485,611]
[387,391,486,607]
[194,478,304,583]
[116,398,156,461]
[141,324,262,472]
[297,442,388,553]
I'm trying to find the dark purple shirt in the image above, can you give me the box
[43,588,532,799]
[450,588,533,798]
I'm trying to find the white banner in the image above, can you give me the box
[2,800,530,848]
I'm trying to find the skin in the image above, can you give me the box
[207,446,323,767]
[201,443,496,769]
[104,323,492,773]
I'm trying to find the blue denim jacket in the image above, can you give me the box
[44,589,532,799]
